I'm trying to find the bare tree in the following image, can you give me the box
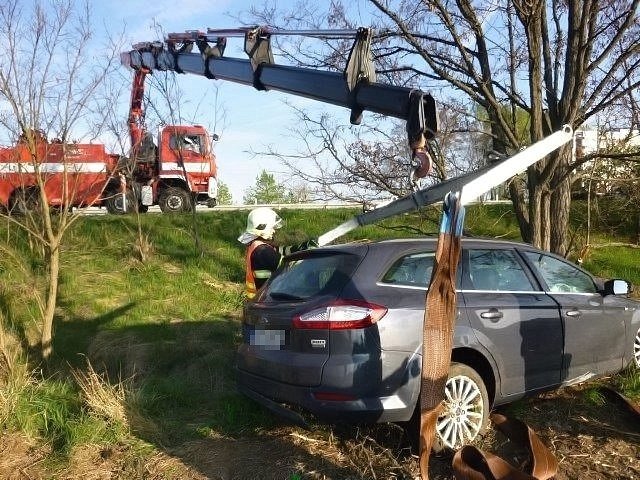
[251,99,485,204]
[0,0,121,359]
[367,0,640,254]
[243,0,639,254]
[99,70,155,262]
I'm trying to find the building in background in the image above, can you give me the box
[574,127,640,197]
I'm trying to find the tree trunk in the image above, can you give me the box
[528,188,544,249]
[550,146,573,256]
[508,179,531,243]
[41,243,60,360]
[550,176,571,256]
[541,191,551,252]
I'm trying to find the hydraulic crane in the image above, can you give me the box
[120,27,439,182]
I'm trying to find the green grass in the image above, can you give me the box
[614,367,640,400]
[0,204,639,465]
[7,376,122,453]
[582,246,640,287]
[582,386,606,407]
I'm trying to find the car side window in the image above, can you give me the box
[381,252,435,287]
[523,252,596,293]
[468,249,534,291]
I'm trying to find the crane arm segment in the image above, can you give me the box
[128,67,149,153]
[120,27,438,177]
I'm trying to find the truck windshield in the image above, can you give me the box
[170,134,203,154]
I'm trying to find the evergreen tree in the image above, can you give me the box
[243,170,290,204]
[216,180,233,205]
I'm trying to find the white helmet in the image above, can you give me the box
[243,207,283,240]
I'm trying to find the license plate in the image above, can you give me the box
[249,328,286,350]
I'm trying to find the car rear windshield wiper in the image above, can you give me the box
[268,292,305,301]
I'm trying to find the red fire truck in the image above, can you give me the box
[0,69,218,215]
[121,64,218,214]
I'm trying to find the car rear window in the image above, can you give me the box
[264,252,361,300]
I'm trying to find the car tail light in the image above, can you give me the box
[292,299,387,330]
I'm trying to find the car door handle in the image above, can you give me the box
[480,309,503,320]
[565,309,582,317]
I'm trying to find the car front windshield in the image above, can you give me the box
[265,252,360,301]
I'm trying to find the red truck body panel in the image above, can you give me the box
[0,141,118,209]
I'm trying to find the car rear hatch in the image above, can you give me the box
[237,247,365,387]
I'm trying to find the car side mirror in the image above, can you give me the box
[603,279,631,296]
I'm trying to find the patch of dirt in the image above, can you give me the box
[1,384,638,479]
[0,433,50,479]
[499,385,640,480]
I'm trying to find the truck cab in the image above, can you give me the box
[145,125,218,213]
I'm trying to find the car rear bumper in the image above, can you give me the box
[236,367,416,424]
[237,382,310,428]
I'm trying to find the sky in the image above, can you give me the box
[90,0,375,203]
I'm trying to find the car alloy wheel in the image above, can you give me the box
[634,327,640,369]
[436,363,488,450]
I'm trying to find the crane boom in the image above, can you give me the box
[122,50,430,123]
[128,67,149,154]
[120,27,438,177]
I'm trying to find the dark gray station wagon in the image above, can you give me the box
[236,238,640,450]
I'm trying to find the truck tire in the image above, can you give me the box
[158,187,192,213]
[9,188,40,215]
[105,191,135,215]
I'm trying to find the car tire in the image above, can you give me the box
[405,362,490,454]
[633,325,640,369]
[158,187,193,213]
[434,362,490,452]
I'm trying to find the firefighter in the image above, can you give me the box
[238,207,317,299]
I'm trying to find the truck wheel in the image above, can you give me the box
[158,187,192,213]
[105,191,135,215]
[9,188,40,215]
